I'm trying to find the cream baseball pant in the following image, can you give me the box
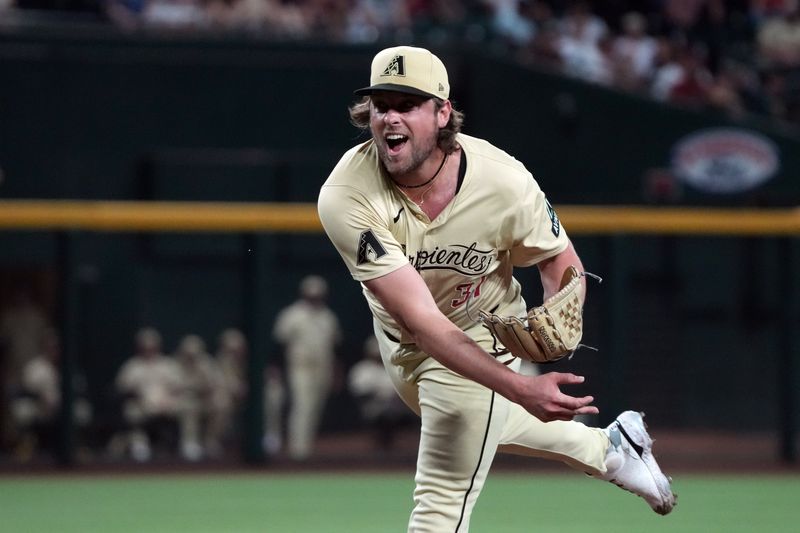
[374,322,610,533]
[286,360,332,460]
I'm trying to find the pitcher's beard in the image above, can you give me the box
[377,136,438,178]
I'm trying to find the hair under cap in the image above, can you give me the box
[354,46,450,100]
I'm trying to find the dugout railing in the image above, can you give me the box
[0,200,798,465]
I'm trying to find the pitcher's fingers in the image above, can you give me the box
[549,404,598,422]
[552,372,586,385]
[556,394,595,410]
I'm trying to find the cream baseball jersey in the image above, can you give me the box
[318,133,568,345]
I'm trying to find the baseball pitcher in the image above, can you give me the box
[318,46,676,532]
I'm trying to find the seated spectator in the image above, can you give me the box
[488,0,538,47]
[705,60,748,117]
[10,328,92,462]
[344,0,412,43]
[215,328,248,428]
[559,0,609,46]
[667,42,714,108]
[141,0,209,30]
[650,36,684,100]
[554,2,616,86]
[206,0,312,37]
[174,334,229,460]
[757,7,800,68]
[213,327,288,458]
[112,327,184,462]
[1,286,50,403]
[612,11,659,90]
[347,336,414,450]
[556,32,617,86]
[516,2,562,70]
[651,38,713,108]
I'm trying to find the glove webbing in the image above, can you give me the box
[469,270,603,359]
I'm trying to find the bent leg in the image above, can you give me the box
[410,365,506,533]
[373,324,513,532]
[497,398,608,475]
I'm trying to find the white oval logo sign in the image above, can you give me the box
[670,128,779,194]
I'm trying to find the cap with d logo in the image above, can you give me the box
[354,46,450,100]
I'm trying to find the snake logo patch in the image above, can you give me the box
[545,199,560,238]
[357,229,387,265]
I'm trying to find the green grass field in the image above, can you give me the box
[1,472,798,532]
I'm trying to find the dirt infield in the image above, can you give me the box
[2,428,799,476]
[279,428,800,475]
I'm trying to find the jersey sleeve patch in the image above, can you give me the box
[357,229,388,265]
[545,199,560,238]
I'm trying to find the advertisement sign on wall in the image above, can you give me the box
[670,128,780,194]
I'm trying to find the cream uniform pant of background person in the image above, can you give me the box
[273,276,342,460]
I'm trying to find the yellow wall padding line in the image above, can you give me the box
[1,200,800,235]
[556,206,800,235]
[0,200,323,233]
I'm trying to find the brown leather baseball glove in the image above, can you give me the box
[479,266,586,364]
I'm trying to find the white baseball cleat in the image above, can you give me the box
[599,411,677,515]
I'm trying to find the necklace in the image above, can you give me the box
[391,152,448,189]
[392,152,449,207]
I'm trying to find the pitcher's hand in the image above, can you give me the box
[516,372,598,422]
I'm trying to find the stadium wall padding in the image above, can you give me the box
[1,32,799,433]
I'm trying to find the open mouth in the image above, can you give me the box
[385,134,408,154]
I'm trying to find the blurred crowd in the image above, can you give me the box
[0,286,261,463]
[501,1,800,126]
[1,0,799,127]
[106,326,251,462]
[0,276,414,465]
